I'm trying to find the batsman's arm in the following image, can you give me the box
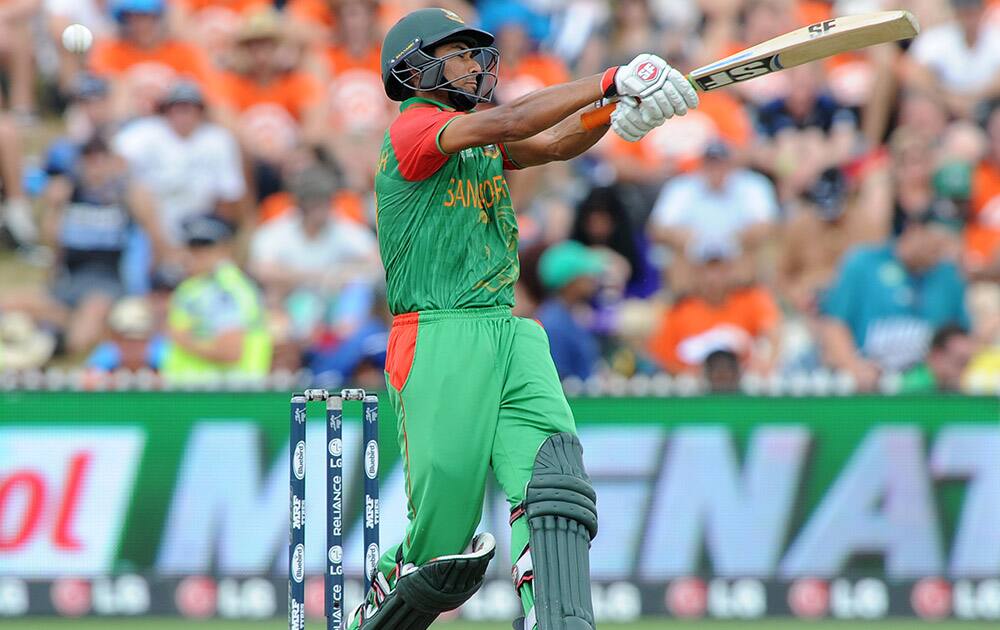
[438,74,608,155]
[502,104,610,168]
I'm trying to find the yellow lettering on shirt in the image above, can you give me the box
[442,177,513,210]
[465,179,480,209]
[444,178,456,207]
[492,175,509,200]
[479,180,495,208]
[378,149,390,174]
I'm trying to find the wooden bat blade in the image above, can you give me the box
[580,10,919,131]
[690,10,918,91]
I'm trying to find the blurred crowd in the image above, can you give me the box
[0,0,999,393]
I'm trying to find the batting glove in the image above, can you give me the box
[611,96,658,143]
[602,55,700,132]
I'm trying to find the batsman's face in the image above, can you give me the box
[434,42,481,93]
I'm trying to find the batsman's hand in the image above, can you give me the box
[611,96,656,142]
[611,61,699,142]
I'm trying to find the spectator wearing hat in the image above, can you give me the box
[86,296,167,372]
[43,75,117,181]
[535,240,607,381]
[0,136,167,356]
[649,139,778,293]
[90,0,216,117]
[647,235,781,376]
[249,165,381,343]
[113,80,246,290]
[819,202,970,391]
[908,0,1000,120]
[162,214,272,381]
[0,312,55,371]
[170,0,272,62]
[214,10,325,172]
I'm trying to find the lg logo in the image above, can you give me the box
[637,61,660,82]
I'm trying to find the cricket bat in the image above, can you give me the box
[581,10,919,130]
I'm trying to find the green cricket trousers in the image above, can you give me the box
[380,305,577,615]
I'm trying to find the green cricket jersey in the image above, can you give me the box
[375,97,522,315]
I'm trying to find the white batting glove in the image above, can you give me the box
[614,53,671,99]
[640,66,699,120]
[611,96,658,143]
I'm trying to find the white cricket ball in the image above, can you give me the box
[62,24,94,54]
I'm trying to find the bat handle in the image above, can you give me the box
[580,75,698,131]
[581,103,616,130]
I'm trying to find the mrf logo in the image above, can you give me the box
[637,61,660,82]
[290,495,303,530]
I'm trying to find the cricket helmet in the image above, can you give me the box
[381,8,499,110]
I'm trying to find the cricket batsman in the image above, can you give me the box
[352,7,698,629]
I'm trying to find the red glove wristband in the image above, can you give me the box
[601,67,619,99]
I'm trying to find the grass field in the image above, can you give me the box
[4,620,999,630]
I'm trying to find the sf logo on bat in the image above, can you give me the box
[808,19,837,37]
[694,57,782,90]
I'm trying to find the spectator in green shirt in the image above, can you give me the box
[162,215,272,382]
[901,324,975,393]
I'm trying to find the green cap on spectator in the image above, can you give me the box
[539,240,605,291]
[933,161,972,200]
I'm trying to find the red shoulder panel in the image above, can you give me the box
[389,106,463,181]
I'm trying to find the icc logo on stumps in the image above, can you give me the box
[295,406,307,424]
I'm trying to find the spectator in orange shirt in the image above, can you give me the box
[90,0,216,117]
[647,235,782,376]
[286,0,404,44]
[170,0,272,64]
[966,106,1000,279]
[317,0,394,191]
[214,10,326,174]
